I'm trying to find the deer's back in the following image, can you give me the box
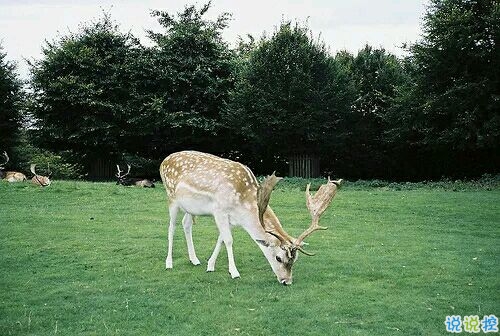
[160,151,258,205]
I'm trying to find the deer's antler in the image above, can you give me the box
[257,173,293,244]
[294,178,343,255]
[47,162,52,177]
[1,151,9,167]
[116,164,131,178]
[257,172,281,225]
[30,164,37,176]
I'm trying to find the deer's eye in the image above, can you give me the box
[276,256,283,263]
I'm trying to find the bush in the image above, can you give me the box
[12,143,84,179]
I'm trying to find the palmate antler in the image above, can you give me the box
[30,163,52,177]
[257,172,281,224]
[257,174,343,253]
[30,163,51,187]
[294,177,343,255]
[30,163,37,176]
[1,151,9,168]
[256,173,290,244]
[257,172,304,246]
[116,164,131,178]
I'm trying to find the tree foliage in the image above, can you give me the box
[16,0,499,180]
[0,44,23,155]
[224,22,353,172]
[144,2,235,154]
[389,0,500,178]
[412,0,499,148]
[334,46,408,178]
[29,15,143,176]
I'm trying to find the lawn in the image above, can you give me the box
[0,179,498,335]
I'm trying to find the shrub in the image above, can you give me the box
[12,143,84,179]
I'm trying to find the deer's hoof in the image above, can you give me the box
[165,259,173,269]
[230,271,240,279]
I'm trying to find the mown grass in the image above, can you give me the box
[0,179,498,335]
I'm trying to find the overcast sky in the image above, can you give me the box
[0,0,428,79]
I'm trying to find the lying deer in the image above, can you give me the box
[0,151,27,182]
[116,164,155,188]
[30,164,51,187]
[160,150,342,285]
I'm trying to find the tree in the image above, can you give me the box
[224,22,353,174]
[396,0,500,178]
[29,15,143,178]
[338,46,408,178]
[144,2,235,155]
[0,44,23,155]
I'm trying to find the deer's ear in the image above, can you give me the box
[256,239,279,247]
[255,239,270,247]
[255,238,280,247]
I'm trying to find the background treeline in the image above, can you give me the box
[1,0,498,180]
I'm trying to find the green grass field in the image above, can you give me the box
[0,180,498,335]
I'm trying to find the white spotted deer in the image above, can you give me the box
[30,163,51,187]
[0,151,27,182]
[159,150,342,285]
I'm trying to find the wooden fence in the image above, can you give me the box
[288,155,320,178]
[88,158,115,180]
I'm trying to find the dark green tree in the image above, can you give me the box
[0,44,23,155]
[224,22,353,174]
[145,2,235,155]
[394,0,499,178]
[29,15,143,178]
[339,46,408,178]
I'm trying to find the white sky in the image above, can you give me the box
[0,0,428,79]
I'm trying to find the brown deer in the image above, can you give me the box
[116,164,155,188]
[159,151,342,285]
[30,164,51,187]
[0,151,27,182]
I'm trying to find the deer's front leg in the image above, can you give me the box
[213,212,240,279]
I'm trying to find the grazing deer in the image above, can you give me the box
[159,151,342,285]
[0,151,27,182]
[30,164,51,187]
[116,164,155,188]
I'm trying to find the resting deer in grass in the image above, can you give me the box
[0,151,27,182]
[30,163,51,187]
[159,151,342,285]
[116,164,155,188]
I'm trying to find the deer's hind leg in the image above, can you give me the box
[165,203,179,269]
[182,213,201,265]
